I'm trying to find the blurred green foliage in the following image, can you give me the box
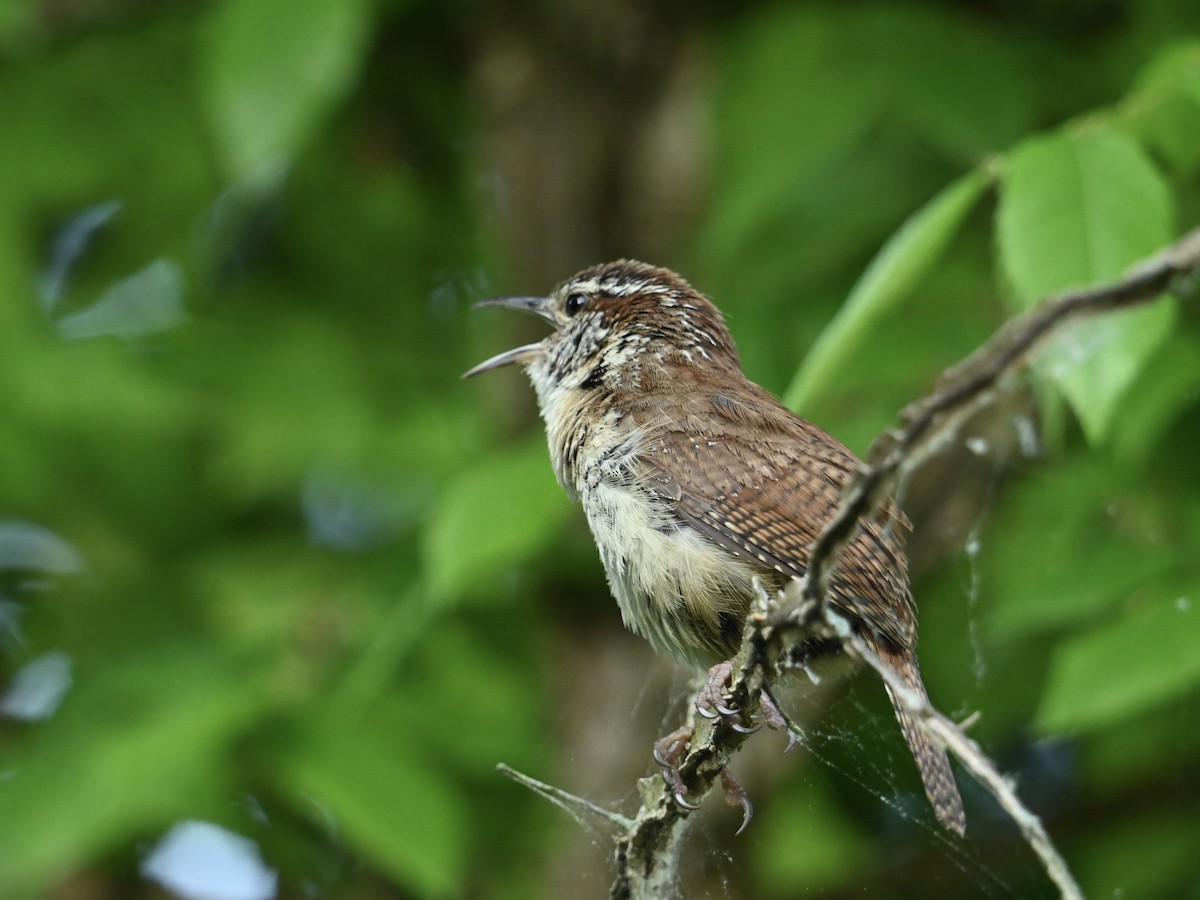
[2,1,1199,898]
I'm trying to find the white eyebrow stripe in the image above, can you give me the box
[594,277,671,297]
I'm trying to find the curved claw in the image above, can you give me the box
[730,719,762,734]
[652,726,692,771]
[715,703,741,718]
[652,739,681,768]
[673,790,701,811]
[734,793,755,836]
[758,688,800,752]
[720,769,754,835]
[696,703,720,720]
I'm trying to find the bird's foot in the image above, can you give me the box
[759,691,801,752]
[721,769,754,835]
[653,726,700,811]
[651,724,755,832]
[695,660,797,749]
[695,660,758,731]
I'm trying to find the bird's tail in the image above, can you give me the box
[876,642,966,836]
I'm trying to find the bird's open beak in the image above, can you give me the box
[462,296,554,378]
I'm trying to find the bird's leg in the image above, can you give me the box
[695,659,794,746]
[695,659,744,723]
[652,724,755,831]
[652,725,700,810]
[654,660,800,821]
[721,769,754,835]
[759,687,801,752]
[696,659,761,732]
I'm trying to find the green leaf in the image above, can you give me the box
[866,6,1037,162]
[199,0,374,179]
[0,520,84,574]
[996,130,1175,443]
[1078,701,1200,798]
[274,715,466,899]
[1037,593,1200,733]
[411,622,542,770]
[423,439,570,603]
[56,259,186,341]
[1123,41,1200,176]
[0,649,260,896]
[1106,330,1200,466]
[0,2,41,59]
[754,778,866,892]
[982,458,1174,640]
[1074,810,1200,900]
[783,167,991,412]
[701,8,884,268]
[208,321,377,498]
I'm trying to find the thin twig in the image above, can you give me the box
[497,763,632,831]
[796,224,1200,618]
[828,614,1084,900]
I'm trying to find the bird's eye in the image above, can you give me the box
[565,292,588,316]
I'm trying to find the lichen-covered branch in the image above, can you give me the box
[608,584,778,900]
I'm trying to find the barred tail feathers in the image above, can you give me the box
[876,642,966,836]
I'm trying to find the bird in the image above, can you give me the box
[464,259,966,836]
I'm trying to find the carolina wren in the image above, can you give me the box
[465,260,966,836]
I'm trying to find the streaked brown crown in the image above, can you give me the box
[541,260,742,390]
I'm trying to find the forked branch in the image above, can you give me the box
[797,225,1200,615]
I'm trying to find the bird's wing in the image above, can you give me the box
[629,386,915,647]
[629,385,963,834]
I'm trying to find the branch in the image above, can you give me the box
[496,764,631,832]
[795,224,1200,618]
[828,612,1083,900]
[608,583,779,900]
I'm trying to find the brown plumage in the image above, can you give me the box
[466,259,966,836]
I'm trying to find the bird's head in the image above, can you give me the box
[464,259,740,394]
